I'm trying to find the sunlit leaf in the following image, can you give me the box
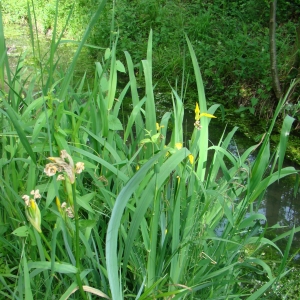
[104,48,111,60]
[108,114,123,131]
[116,60,126,73]
[12,225,29,237]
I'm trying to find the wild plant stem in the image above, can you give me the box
[39,231,64,263]
[72,183,88,300]
[39,232,52,261]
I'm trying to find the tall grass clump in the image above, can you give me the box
[0,1,299,299]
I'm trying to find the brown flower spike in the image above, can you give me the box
[44,150,84,184]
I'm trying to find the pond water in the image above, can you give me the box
[208,119,300,229]
[4,23,300,260]
[208,119,300,260]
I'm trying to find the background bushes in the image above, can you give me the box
[1,0,300,114]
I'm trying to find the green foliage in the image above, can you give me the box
[0,1,300,299]
[95,0,299,121]
[1,0,97,37]
[2,0,300,116]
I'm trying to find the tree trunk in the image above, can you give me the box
[269,0,282,100]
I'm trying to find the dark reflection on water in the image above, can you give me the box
[259,177,300,259]
[183,109,300,236]
[208,118,300,260]
[263,178,300,228]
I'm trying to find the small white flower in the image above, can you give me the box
[22,195,30,206]
[57,174,65,181]
[30,189,41,199]
[194,120,202,130]
[75,162,85,174]
[22,195,42,232]
[45,150,84,184]
[44,163,58,177]
[65,207,74,218]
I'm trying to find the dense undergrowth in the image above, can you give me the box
[0,1,300,299]
[1,0,300,119]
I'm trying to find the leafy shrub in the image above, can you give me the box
[2,0,300,114]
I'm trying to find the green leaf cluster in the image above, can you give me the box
[0,2,299,299]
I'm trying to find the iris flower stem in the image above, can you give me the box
[39,232,62,262]
[39,232,52,261]
[72,183,88,300]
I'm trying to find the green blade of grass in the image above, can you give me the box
[80,127,123,163]
[246,278,276,300]
[107,42,117,111]
[169,177,184,290]
[277,115,295,178]
[23,252,34,300]
[0,9,12,90]
[170,88,184,147]
[143,30,156,137]
[277,226,295,274]
[28,261,78,274]
[238,213,266,230]
[122,148,190,282]
[250,140,270,192]
[124,51,144,138]
[249,166,297,203]
[59,269,93,300]
[70,146,129,182]
[58,0,108,101]
[124,97,146,142]
[106,150,168,300]
[0,105,36,164]
[146,184,161,288]
[185,35,208,181]
[272,226,300,243]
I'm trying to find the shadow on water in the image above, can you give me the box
[208,117,300,261]
[178,107,300,261]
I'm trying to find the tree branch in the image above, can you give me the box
[269,0,282,100]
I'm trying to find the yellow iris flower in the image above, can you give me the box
[194,103,216,130]
[195,103,216,121]
[188,154,194,165]
[175,143,183,150]
[22,191,42,233]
